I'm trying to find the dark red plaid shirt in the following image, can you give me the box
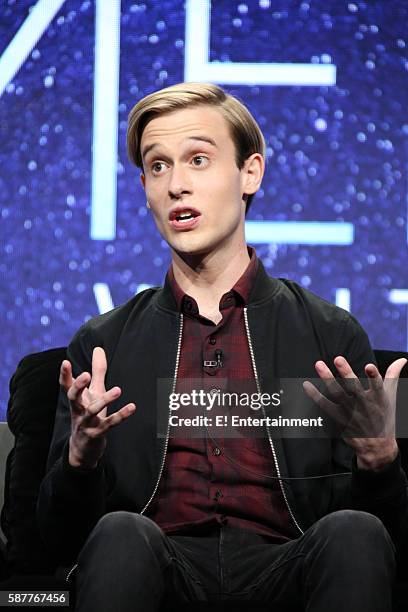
[147,248,296,541]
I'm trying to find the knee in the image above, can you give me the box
[319,509,386,535]
[94,511,163,545]
[79,512,168,567]
[302,511,395,596]
[314,510,394,553]
[81,512,166,557]
[95,511,148,532]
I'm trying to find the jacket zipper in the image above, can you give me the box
[65,563,77,583]
[65,315,185,583]
[140,313,184,515]
[243,308,304,536]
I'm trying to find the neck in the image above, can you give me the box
[171,241,251,317]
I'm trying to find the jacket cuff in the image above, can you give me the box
[351,450,406,501]
[59,440,105,482]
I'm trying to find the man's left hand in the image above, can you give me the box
[303,356,407,471]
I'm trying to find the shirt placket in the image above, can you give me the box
[202,297,235,522]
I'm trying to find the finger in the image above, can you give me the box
[314,360,348,403]
[59,360,74,391]
[100,403,136,431]
[303,381,347,427]
[365,363,384,393]
[90,347,107,393]
[304,381,369,437]
[333,356,358,379]
[384,358,408,400]
[385,358,408,380]
[67,371,91,406]
[82,386,123,417]
[333,356,364,396]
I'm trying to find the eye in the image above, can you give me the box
[151,161,167,174]
[191,155,208,167]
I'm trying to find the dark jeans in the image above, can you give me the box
[75,510,395,612]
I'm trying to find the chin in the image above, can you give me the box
[168,235,217,257]
[172,242,211,257]
[162,225,236,258]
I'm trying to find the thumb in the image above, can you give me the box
[385,358,407,380]
[383,358,407,404]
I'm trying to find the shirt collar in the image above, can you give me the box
[166,247,259,312]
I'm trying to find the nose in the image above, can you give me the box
[168,164,192,200]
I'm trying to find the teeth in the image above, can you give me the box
[176,212,193,221]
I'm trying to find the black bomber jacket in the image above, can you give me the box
[37,260,408,564]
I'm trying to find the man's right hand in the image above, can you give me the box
[60,347,136,470]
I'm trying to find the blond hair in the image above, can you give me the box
[127,82,265,212]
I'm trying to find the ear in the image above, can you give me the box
[140,173,146,189]
[241,153,264,198]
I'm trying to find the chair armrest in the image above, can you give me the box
[0,422,14,543]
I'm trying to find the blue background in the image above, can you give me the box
[1,0,407,418]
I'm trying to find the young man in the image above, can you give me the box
[38,83,407,611]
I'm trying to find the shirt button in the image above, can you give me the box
[213,447,221,456]
[209,337,216,345]
[214,489,223,501]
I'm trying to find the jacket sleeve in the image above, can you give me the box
[330,312,408,544]
[37,324,111,565]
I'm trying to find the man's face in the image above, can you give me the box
[140,105,262,258]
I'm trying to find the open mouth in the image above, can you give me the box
[169,207,201,222]
[174,211,197,223]
[169,207,201,230]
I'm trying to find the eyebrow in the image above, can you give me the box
[141,136,218,159]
